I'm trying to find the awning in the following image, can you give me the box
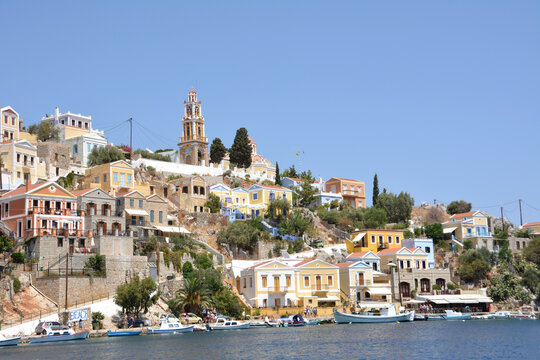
[367,287,392,296]
[443,227,457,234]
[405,299,426,304]
[429,298,450,304]
[418,295,493,304]
[352,232,366,243]
[359,302,392,308]
[317,295,340,302]
[125,209,149,216]
[154,225,190,234]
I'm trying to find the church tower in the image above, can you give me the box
[178,90,209,166]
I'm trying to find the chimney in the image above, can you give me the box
[25,176,30,192]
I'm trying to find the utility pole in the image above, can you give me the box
[500,207,504,232]
[64,253,69,311]
[129,118,133,163]
[519,199,523,226]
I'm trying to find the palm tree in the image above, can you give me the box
[168,277,212,316]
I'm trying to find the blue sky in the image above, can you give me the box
[1,1,539,225]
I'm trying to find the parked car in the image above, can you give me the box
[35,321,69,335]
[180,313,203,324]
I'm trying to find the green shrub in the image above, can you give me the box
[92,311,105,330]
[13,278,21,293]
[182,261,194,278]
[11,252,25,263]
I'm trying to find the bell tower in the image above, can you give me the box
[178,90,209,166]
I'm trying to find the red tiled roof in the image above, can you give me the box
[450,211,478,219]
[286,177,304,182]
[336,262,356,268]
[347,251,369,258]
[2,183,42,197]
[188,90,196,94]
[248,137,255,143]
[353,229,404,233]
[259,184,291,191]
[293,258,316,267]
[376,248,403,255]
[250,260,271,269]
[523,221,540,228]
[327,177,364,183]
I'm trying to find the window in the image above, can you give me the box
[113,172,118,182]
[87,144,91,153]
[94,176,99,183]
[3,115,7,124]
[378,235,383,245]
[138,200,143,208]
[372,262,378,271]
[41,219,47,228]
[395,236,400,244]
[17,171,21,178]
[304,276,310,287]
[120,174,125,186]
[286,276,291,287]
[57,238,63,247]
[253,193,258,201]
[159,211,163,223]
[371,235,376,244]
[388,235,393,244]
[127,174,132,184]
[150,210,155,222]
[27,219,32,229]
[262,276,267,287]
[103,174,107,182]
[117,200,121,206]
[16,153,20,162]
[406,260,411,268]
[11,117,15,125]
[327,275,333,287]
[130,199,134,207]
[73,145,78,154]
[425,247,430,253]
[243,278,246,288]
[399,260,404,269]
[249,277,252,288]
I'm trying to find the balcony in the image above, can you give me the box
[266,286,290,293]
[179,136,208,142]
[25,228,92,238]
[29,207,81,217]
[310,284,330,292]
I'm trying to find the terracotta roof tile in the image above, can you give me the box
[376,248,403,255]
[347,251,369,258]
[293,258,316,267]
[249,260,272,269]
[336,262,356,268]
[523,221,540,228]
[450,211,478,219]
[1,183,42,197]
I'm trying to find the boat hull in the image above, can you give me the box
[29,330,88,344]
[0,337,20,347]
[107,330,142,337]
[442,314,472,321]
[333,309,415,324]
[147,325,194,334]
[211,323,251,330]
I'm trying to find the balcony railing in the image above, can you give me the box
[179,136,208,142]
[19,228,92,238]
[266,286,290,293]
[310,284,330,291]
[28,207,82,217]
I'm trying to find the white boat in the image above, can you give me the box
[147,314,194,334]
[0,334,20,347]
[29,329,88,344]
[490,311,511,319]
[210,317,251,330]
[442,310,471,320]
[333,305,415,324]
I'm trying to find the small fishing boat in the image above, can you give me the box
[210,317,250,330]
[427,315,445,321]
[442,310,471,321]
[29,330,88,344]
[279,314,307,327]
[333,305,415,324]
[107,329,142,337]
[147,314,194,334]
[490,311,510,319]
[472,314,491,320]
[249,321,269,327]
[0,334,20,347]
[305,318,319,326]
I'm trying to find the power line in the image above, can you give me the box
[101,119,130,133]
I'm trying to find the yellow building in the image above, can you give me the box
[209,183,255,217]
[376,247,429,273]
[0,140,42,190]
[82,160,134,193]
[347,229,404,254]
[337,260,392,306]
[294,259,341,308]
[247,184,293,218]
[442,211,492,246]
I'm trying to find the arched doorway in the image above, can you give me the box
[420,278,431,293]
[399,282,410,298]
[436,278,446,291]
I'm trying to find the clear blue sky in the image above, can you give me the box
[1,1,539,225]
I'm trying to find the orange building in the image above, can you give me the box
[325,177,366,208]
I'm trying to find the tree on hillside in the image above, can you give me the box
[217,221,261,252]
[424,223,444,243]
[28,122,59,142]
[267,198,291,220]
[375,191,414,223]
[0,233,14,253]
[205,193,221,213]
[209,138,227,164]
[281,165,298,179]
[275,162,281,185]
[168,277,212,315]
[363,207,387,229]
[372,174,379,206]
[425,207,446,224]
[297,178,318,207]
[522,238,540,267]
[278,211,312,237]
[115,276,159,317]
[457,249,493,285]
[229,128,252,168]
[447,200,472,215]
[88,146,125,166]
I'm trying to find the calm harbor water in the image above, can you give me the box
[2,320,539,360]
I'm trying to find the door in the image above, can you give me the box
[274,276,280,291]
[358,273,364,286]
[17,220,23,238]
[316,275,321,290]
[275,298,281,308]
[69,239,75,254]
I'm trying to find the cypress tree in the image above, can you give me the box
[275,162,281,185]
[209,137,227,164]
[229,128,252,168]
[372,173,379,206]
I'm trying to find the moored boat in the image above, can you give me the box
[107,329,143,337]
[147,314,194,334]
[333,305,415,324]
[305,318,319,326]
[210,317,250,330]
[29,330,89,344]
[0,334,20,347]
[279,314,307,327]
[442,310,471,321]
